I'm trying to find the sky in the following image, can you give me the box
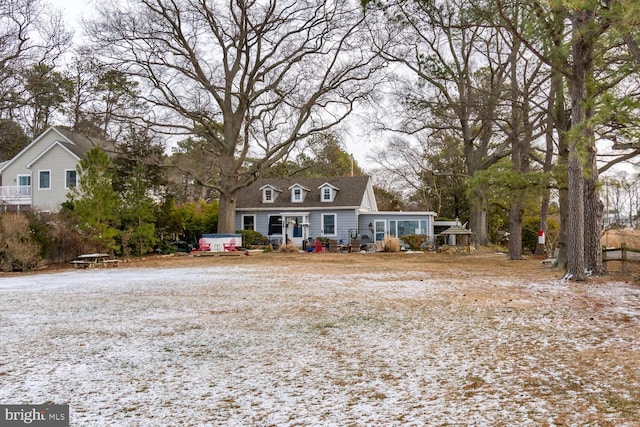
[48,0,636,177]
[48,0,384,169]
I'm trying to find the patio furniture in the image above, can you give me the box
[198,238,211,251]
[70,253,119,268]
[223,238,238,251]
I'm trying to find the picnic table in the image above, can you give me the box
[70,253,120,269]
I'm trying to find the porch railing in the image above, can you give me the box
[0,185,32,204]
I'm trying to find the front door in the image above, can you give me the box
[284,216,303,247]
[374,220,386,242]
[18,175,31,195]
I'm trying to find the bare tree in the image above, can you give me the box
[0,0,71,128]
[367,137,432,209]
[367,131,468,216]
[365,0,512,245]
[85,0,384,232]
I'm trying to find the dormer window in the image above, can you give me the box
[260,184,281,203]
[289,184,310,203]
[318,183,339,202]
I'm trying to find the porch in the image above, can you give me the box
[0,185,31,208]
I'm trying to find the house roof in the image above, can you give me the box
[439,224,474,235]
[237,176,371,209]
[0,126,114,174]
[53,127,115,158]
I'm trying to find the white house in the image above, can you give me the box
[0,127,113,213]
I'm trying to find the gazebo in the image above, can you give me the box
[438,223,474,247]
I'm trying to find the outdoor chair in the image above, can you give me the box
[223,238,238,251]
[198,238,211,251]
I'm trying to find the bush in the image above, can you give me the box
[382,235,401,252]
[237,229,267,247]
[0,214,42,272]
[401,235,429,251]
[41,213,88,263]
[278,242,299,253]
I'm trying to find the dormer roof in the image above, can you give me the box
[288,183,311,192]
[259,184,283,192]
[237,176,373,209]
[317,182,340,191]
[259,183,282,203]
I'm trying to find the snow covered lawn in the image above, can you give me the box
[1,258,639,425]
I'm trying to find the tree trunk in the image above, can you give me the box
[554,181,569,271]
[584,145,604,275]
[566,150,585,280]
[566,9,593,281]
[217,190,237,234]
[508,200,524,260]
[507,32,524,261]
[547,7,571,270]
[469,201,488,246]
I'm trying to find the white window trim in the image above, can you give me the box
[17,174,31,196]
[268,215,283,236]
[38,170,51,190]
[17,174,31,186]
[65,169,77,189]
[321,213,337,236]
[263,188,274,203]
[320,186,335,202]
[292,187,303,203]
[242,214,256,231]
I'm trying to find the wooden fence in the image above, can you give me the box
[603,243,640,273]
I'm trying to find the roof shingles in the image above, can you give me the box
[237,176,370,209]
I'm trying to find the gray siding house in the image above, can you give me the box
[0,127,112,213]
[235,176,437,248]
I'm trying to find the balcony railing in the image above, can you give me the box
[0,185,32,204]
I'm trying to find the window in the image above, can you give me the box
[262,185,281,203]
[375,220,386,241]
[397,220,419,237]
[322,214,336,235]
[39,170,51,190]
[242,215,255,231]
[268,216,282,235]
[293,188,302,202]
[318,183,339,202]
[65,170,77,189]
[17,175,31,195]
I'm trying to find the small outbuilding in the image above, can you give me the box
[437,223,474,248]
